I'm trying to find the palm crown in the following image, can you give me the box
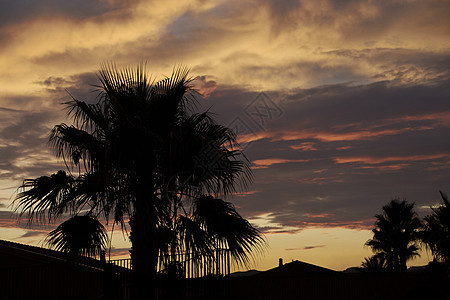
[365,199,422,272]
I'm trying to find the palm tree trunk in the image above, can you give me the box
[129,195,159,300]
[399,252,407,272]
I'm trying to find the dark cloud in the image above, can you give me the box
[0,210,55,231]
[0,107,21,113]
[325,48,450,83]
[340,1,450,41]
[254,0,450,50]
[192,76,217,98]
[0,108,61,180]
[238,61,368,88]
[277,80,450,132]
[255,225,302,235]
[19,230,49,239]
[32,49,110,78]
[285,245,326,251]
[260,0,302,24]
[201,78,450,230]
[36,76,73,88]
[47,72,101,104]
[0,71,106,182]
[0,0,117,28]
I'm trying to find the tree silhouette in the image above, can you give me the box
[361,254,388,272]
[366,199,422,272]
[45,215,107,258]
[14,64,262,299]
[422,191,450,265]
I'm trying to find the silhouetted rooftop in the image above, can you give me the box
[254,260,337,278]
[0,239,103,268]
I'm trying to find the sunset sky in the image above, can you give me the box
[0,0,449,272]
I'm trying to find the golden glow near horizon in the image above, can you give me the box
[1,0,450,272]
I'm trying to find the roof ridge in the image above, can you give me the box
[0,239,69,263]
[0,239,102,267]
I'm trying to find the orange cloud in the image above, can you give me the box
[290,142,317,151]
[305,213,335,218]
[336,146,352,150]
[291,219,374,231]
[191,76,217,98]
[396,111,450,126]
[234,190,260,197]
[298,177,343,185]
[357,164,410,171]
[334,153,450,165]
[252,158,309,169]
[236,132,270,145]
[275,126,432,142]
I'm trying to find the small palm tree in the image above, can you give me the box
[422,191,450,264]
[361,254,388,272]
[366,199,422,272]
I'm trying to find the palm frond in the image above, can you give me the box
[422,191,450,263]
[177,215,213,257]
[193,195,264,267]
[45,215,108,257]
[361,254,388,272]
[14,171,74,223]
[49,124,104,170]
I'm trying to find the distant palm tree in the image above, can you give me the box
[14,64,262,298]
[422,191,450,264]
[366,199,422,272]
[45,215,107,258]
[361,254,388,272]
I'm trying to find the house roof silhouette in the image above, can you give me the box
[0,239,105,268]
[254,259,337,278]
[0,239,118,299]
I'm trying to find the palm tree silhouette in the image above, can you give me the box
[366,199,422,272]
[14,64,262,298]
[45,215,108,258]
[361,254,388,272]
[422,191,450,265]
